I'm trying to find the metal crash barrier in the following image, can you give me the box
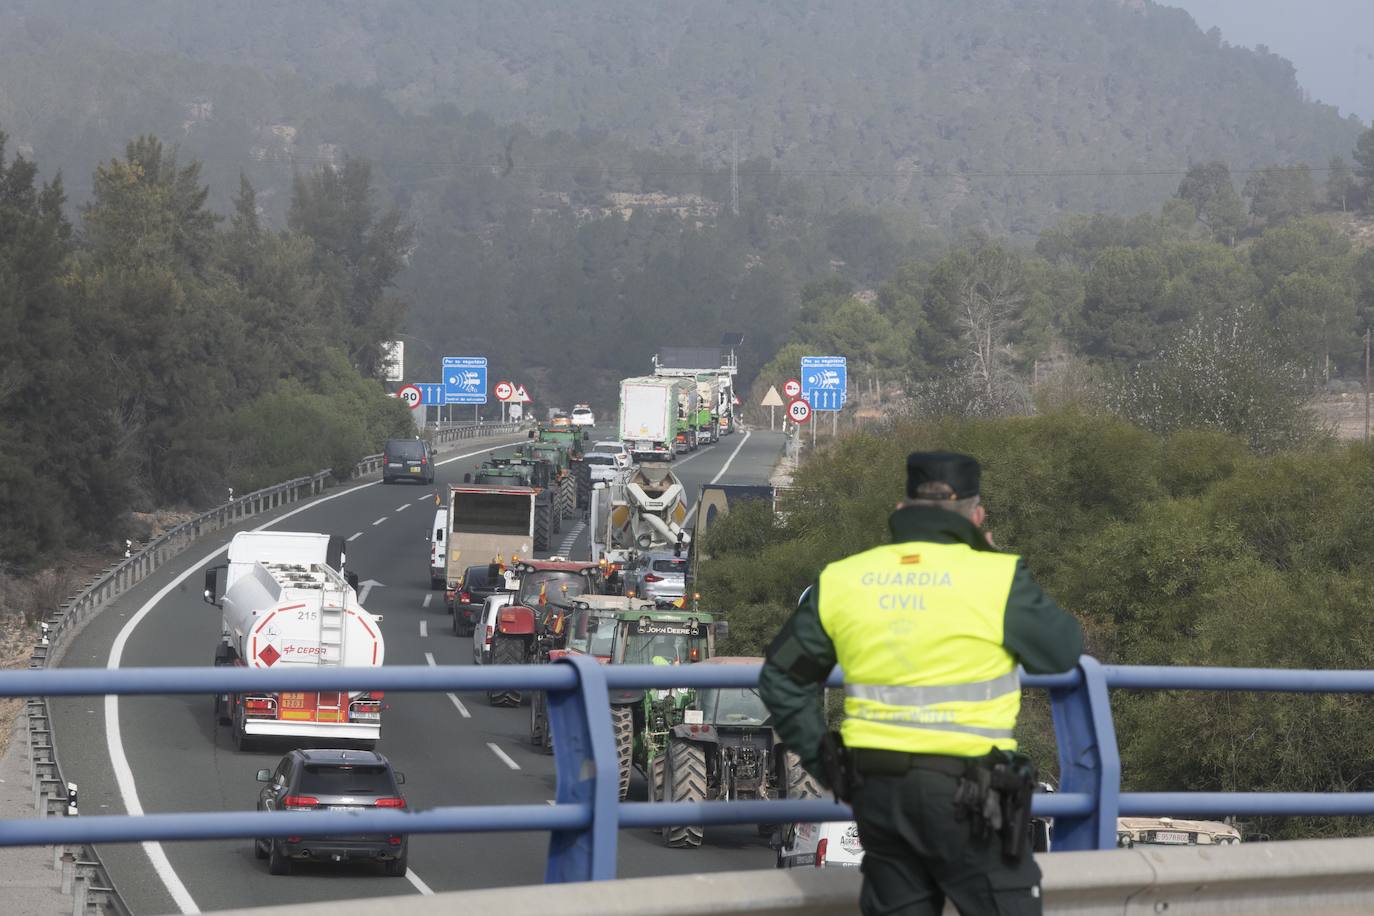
[10,658,1374,882]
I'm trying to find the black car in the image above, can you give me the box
[451,563,506,636]
[255,749,409,876]
[382,438,435,484]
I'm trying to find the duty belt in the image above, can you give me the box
[850,748,972,778]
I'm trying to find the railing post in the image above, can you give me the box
[545,655,619,882]
[1048,656,1120,851]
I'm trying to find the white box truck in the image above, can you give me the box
[620,376,688,461]
[205,531,385,750]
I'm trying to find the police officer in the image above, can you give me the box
[760,451,1083,916]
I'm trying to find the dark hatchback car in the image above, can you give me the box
[382,438,435,485]
[451,563,506,636]
[255,749,409,876]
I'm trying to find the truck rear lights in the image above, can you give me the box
[283,796,319,810]
[244,698,277,717]
[374,797,406,808]
[815,837,829,867]
[388,836,404,846]
[368,691,385,700]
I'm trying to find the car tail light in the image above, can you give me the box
[644,574,663,583]
[374,797,406,808]
[460,592,471,604]
[484,625,493,647]
[287,836,301,843]
[388,836,403,846]
[283,796,319,810]
[815,837,828,867]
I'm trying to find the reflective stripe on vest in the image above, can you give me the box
[819,540,1022,757]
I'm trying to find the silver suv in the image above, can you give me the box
[625,552,689,604]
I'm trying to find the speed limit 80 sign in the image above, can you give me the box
[396,384,423,409]
[787,397,812,424]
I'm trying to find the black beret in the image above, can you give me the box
[907,451,980,500]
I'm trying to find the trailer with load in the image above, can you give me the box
[204,531,385,751]
[465,457,560,552]
[442,483,537,611]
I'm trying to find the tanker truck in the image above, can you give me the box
[204,531,385,751]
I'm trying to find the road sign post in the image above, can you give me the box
[442,357,489,406]
[761,385,785,431]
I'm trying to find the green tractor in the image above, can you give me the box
[515,440,579,521]
[533,426,593,511]
[529,602,726,804]
[648,656,823,848]
[465,456,560,551]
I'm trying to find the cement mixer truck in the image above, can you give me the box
[204,531,386,751]
[591,462,692,568]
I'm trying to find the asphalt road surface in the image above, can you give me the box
[50,426,788,914]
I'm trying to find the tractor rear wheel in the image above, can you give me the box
[487,638,524,707]
[665,738,706,848]
[610,704,634,801]
[534,504,553,551]
[574,462,592,509]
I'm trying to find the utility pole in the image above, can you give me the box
[730,130,740,218]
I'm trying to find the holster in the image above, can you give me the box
[819,731,856,803]
[953,750,1037,861]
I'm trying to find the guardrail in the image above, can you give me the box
[22,420,523,913]
[11,657,1374,884]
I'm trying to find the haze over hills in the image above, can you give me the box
[0,0,1363,235]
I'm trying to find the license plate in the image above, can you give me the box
[1152,831,1190,844]
[280,692,308,710]
[351,711,380,720]
[409,466,420,473]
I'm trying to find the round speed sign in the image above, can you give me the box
[494,380,514,401]
[787,397,812,424]
[783,378,802,399]
[397,384,423,409]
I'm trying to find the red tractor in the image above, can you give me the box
[486,559,606,707]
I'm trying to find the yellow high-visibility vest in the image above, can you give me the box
[818,541,1021,757]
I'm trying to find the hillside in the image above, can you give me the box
[0,0,1362,235]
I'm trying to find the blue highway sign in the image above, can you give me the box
[442,356,488,404]
[417,383,446,405]
[801,356,847,411]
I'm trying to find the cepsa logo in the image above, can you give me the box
[282,644,326,657]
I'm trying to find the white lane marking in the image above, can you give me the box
[446,693,472,718]
[396,503,411,512]
[420,620,428,638]
[425,652,437,666]
[488,743,521,770]
[422,594,432,608]
[556,520,585,556]
[406,869,435,895]
[347,532,363,542]
[105,437,523,913]
[417,494,434,502]
[372,516,388,526]
[684,430,753,526]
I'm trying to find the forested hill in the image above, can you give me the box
[0,0,1361,233]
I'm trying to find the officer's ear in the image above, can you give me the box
[971,504,987,528]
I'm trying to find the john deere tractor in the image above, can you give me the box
[466,456,560,551]
[648,656,823,848]
[535,604,726,803]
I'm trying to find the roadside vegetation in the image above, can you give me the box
[0,134,412,571]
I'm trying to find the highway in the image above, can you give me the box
[49,427,788,914]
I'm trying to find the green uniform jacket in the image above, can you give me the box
[760,506,1084,779]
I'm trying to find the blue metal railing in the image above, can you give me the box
[5,657,1374,881]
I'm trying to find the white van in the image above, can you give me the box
[776,821,864,869]
[429,508,447,589]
